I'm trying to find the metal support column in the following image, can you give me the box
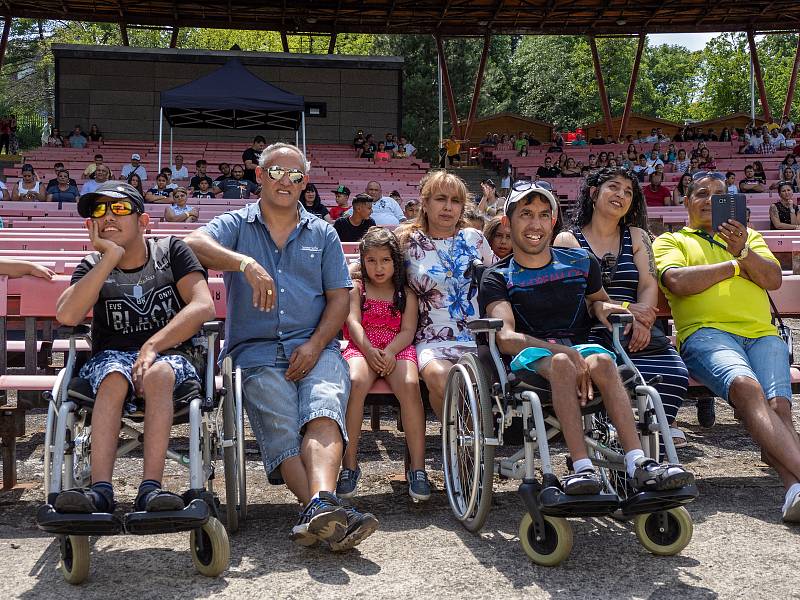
[281,32,290,53]
[783,34,800,121]
[434,35,461,137]
[158,107,164,171]
[170,26,180,48]
[462,34,492,141]
[618,33,646,140]
[747,30,772,123]
[120,23,130,46]
[328,33,337,55]
[589,36,614,139]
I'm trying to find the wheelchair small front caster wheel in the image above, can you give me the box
[519,513,573,566]
[190,517,230,577]
[634,506,693,556]
[59,535,90,584]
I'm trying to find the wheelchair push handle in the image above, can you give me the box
[608,313,634,326]
[463,258,484,281]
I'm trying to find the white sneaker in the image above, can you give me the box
[782,487,800,523]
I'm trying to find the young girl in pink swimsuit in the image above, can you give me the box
[337,227,430,501]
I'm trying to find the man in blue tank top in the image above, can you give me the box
[481,183,694,496]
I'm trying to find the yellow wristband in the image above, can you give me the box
[621,301,630,309]
[730,259,740,278]
[239,256,255,273]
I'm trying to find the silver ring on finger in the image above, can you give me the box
[737,231,743,237]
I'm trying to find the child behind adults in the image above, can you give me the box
[52,181,215,514]
[481,184,695,495]
[164,186,199,223]
[336,228,430,501]
[192,177,215,199]
[483,216,512,261]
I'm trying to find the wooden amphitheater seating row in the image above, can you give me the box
[3,270,800,489]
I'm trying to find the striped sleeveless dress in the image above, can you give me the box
[573,225,688,424]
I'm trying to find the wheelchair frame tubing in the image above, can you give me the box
[520,391,553,477]
[637,384,679,464]
[189,398,204,490]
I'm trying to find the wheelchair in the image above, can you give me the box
[442,294,698,566]
[36,322,247,584]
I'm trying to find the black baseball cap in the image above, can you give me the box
[332,185,351,195]
[78,181,146,218]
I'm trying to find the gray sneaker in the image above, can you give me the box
[328,506,379,552]
[407,469,431,501]
[336,467,361,499]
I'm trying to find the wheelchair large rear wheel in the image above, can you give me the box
[634,506,693,556]
[519,513,573,567]
[442,353,495,533]
[190,517,230,577]
[221,357,245,533]
[59,534,90,585]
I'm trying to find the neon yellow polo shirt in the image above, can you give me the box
[653,227,779,348]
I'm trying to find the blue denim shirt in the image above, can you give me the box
[201,201,352,368]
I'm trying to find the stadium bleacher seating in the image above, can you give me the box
[2,138,800,490]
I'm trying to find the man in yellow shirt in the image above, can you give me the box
[654,171,800,523]
[442,133,466,168]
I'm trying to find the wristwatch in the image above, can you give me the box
[735,244,750,260]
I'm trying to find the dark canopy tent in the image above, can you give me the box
[157,58,306,168]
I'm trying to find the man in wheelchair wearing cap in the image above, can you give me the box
[480,182,695,495]
[53,180,216,514]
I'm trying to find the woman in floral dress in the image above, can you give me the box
[401,171,494,418]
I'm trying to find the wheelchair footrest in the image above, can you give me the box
[620,484,699,516]
[36,504,123,536]
[124,499,210,535]
[538,486,620,517]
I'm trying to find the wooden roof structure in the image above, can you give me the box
[4,0,800,36]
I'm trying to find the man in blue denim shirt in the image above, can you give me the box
[185,143,378,550]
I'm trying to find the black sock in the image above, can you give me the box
[89,481,114,512]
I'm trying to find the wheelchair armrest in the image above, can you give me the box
[69,324,91,338]
[467,318,504,332]
[202,321,224,334]
[608,313,634,326]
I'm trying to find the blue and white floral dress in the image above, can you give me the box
[405,227,493,370]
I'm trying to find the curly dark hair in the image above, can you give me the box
[358,226,406,315]
[571,167,649,231]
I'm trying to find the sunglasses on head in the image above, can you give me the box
[91,200,136,218]
[691,171,726,182]
[512,179,553,192]
[266,165,305,184]
[599,252,617,288]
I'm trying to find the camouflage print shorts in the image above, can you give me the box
[79,349,199,396]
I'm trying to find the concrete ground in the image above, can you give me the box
[1,396,799,600]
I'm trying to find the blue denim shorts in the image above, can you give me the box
[680,327,791,404]
[240,346,350,483]
[79,349,199,395]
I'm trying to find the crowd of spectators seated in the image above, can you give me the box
[354,130,417,162]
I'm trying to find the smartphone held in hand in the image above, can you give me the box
[711,193,747,231]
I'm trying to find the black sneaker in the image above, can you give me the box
[290,491,347,547]
[697,397,716,428]
[135,489,185,512]
[328,506,379,552]
[561,470,603,495]
[407,469,431,501]
[632,457,695,492]
[54,488,114,514]
[336,467,361,499]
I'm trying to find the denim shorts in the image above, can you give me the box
[79,349,199,395]
[680,327,791,404]
[240,346,350,483]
